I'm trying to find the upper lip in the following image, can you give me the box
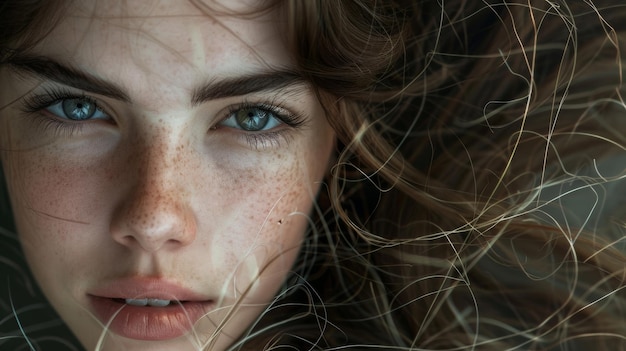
[88,276,211,301]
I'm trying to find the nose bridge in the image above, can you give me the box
[111,127,196,252]
[136,128,184,194]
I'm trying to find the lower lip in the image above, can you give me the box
[89,296,212,340]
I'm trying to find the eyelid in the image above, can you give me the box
[20,87,111,119]
[218,101,306,130]
[45,98,109,121]
[213,100,308,149]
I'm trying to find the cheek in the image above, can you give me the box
[0,120,127,293]
[2,148,107,288]
[188,155,322,340]
[3,141,109,231]
[1,122,120,232]
[206,134,333,301]
[205,161,315,299]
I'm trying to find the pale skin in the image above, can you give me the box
[0,0,335,350]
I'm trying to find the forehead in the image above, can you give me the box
[29,0,288,104]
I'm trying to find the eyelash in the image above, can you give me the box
[219,101,306,149]
[19,88,103,136]
[19,89,307,148]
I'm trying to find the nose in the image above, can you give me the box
[110,140,197,252]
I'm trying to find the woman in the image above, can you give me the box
[2,0,626,350]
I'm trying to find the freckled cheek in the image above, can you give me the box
[7,155,106,227]
[2,125,121,228]
[220,189,311,302]
[2,148,115,271]
[1,153,115,313]
[213,155,329,301]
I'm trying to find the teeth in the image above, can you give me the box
[147,298,171,307]
[125,298,148,306]
[125,298,171,307]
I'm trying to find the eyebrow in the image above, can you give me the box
[6,54,307,105]
[7,54,131,102]
[191,71,305,105]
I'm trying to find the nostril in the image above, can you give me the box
[110,187,197,252]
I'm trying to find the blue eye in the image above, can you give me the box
[220,106,282,132]
[45,98,108,121]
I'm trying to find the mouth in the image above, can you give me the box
[89,296,213,341]
[88,278,213,341]
[114,297,182,307]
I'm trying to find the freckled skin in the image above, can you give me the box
[0,1,335,350]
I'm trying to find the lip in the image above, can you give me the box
[88,277,213,340]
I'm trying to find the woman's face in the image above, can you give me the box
[0,0,334,350]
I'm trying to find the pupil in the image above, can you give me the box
[237,108,268,131]
[63,98,95,120]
